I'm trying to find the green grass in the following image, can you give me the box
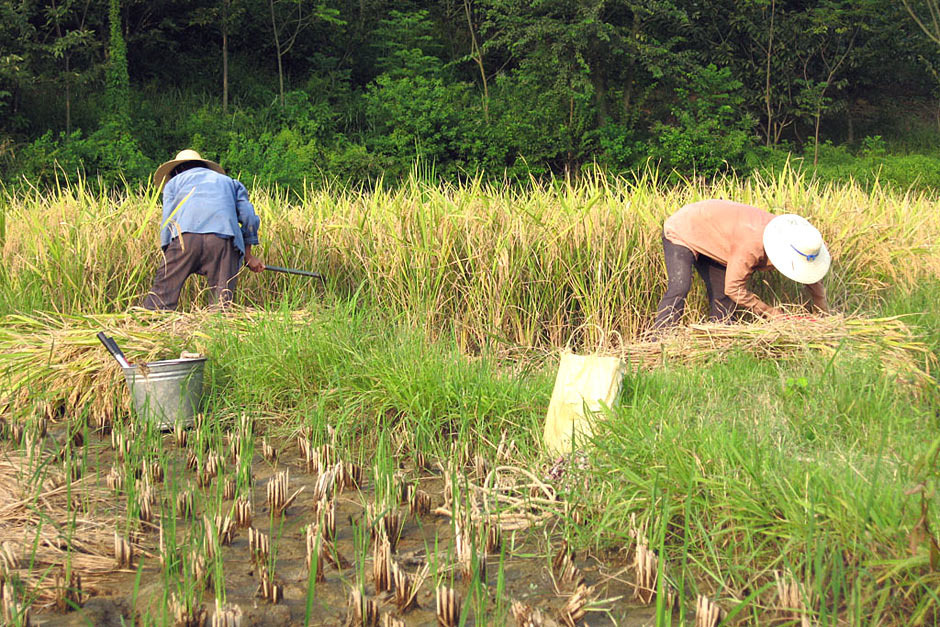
[188,283,936,623]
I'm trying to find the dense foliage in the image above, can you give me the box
[2,0,939,188]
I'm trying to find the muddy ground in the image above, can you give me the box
[3,423,660,626]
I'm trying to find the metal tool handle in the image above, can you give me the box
[96,331,131,369]
[264,265,324,281]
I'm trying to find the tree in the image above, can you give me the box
[41,0,101,133]
[268,0,343,106]
[190,0,247,113]
[794,2,867,164]
[902,0,940,45]
[105,0,130,124]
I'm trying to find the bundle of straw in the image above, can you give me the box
[0,310,213,423]
[619,315,935,388]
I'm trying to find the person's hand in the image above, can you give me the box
[245,253,265,273]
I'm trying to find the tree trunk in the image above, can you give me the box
[593,60,607,126]
[270,0,285,106]
[813,109,821,166]
[846,103,854,144]
[222,0,229,114]
[764,0,775,147]
[622,10,640,120]
[464,0,488,122]
[65,54,71,134]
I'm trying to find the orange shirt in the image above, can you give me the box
[664,199,825,315]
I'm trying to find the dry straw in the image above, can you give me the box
[618,314,936,388]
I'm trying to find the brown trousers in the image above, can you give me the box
[142,233,241,310]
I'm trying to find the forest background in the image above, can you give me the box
[3,0,940,190]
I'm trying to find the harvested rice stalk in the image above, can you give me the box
[409,489,431,517]
[435,586,461,627]
[695,594,721,627]
[169,592,206,627]
[142,459,164,484]
[267,470,303,517]
[774,570,813,627]
[173,423,188,448]
[391,561,428,612]
[558,583,596,627]
[111,431,130,462]
[552,541,584,590]
[256,565,283,604]
[347,588,379,627]
[136,481,155,524]
[1,578,32,626]
[367,504,404,552]
[484,521,502,555]
[314,466,338,502]
[299,438,315,473]
[472,454,488,481]
[295,425,312,454]
[53,567,84,612]
[261,437,277,463]
[454,515,485,583]
[373,532,392,593]
[342,461,363,491]
[248,527,270,567]
[223,477,237,500]
[313,443,335,475]
[211,599,243,627]
[191,550,210,589]
[235,497,252,528]
[316,497,336,541]
[633,542,656,605]
[114,532,133,568]
[106,465,124,493]
[381,614,405,627]
[177,489,194,518]
[204,514,235,557]
[304,525,326,582]
[510,600,553,627]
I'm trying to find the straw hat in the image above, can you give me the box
[153,149,225,188]
[762,214,831,284]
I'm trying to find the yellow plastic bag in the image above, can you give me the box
[542,351,626,456]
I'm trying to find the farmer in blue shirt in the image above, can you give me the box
[142,149,265,310]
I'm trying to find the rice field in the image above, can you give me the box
[0,168,938,625]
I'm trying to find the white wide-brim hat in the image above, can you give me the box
[763,214,831,284]
[153,149,225,188]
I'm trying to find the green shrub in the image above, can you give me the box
[650,65,757,177]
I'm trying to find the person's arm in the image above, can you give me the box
[804,281,829,313]
[725,256,781,318]
[232,179,264,272]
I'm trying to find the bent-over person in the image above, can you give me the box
[142,149,265,310]
[652,199,831,330]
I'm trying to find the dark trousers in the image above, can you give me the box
[142,233,241,310]
[652,235,737,329]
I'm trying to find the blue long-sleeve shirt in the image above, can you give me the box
[160,167,260,255]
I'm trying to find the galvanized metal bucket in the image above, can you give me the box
[122,357,206,430]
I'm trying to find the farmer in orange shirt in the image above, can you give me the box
[651,199,831,330]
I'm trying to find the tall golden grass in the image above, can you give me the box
[2,167,938,348]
